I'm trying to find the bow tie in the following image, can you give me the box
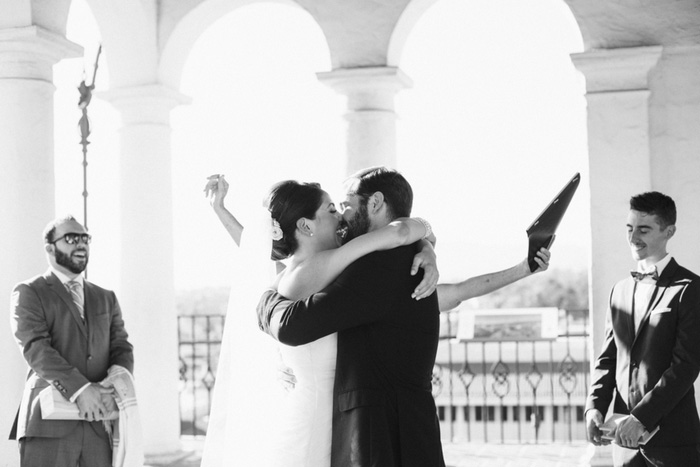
[630,269,659,282]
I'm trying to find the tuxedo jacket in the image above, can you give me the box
[586,258,700,447]
[10,270,134,440]
[258,244,445,467]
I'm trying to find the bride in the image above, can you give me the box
[200,176,438,467]
[201,174,550,466]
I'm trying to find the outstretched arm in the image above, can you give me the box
[280,217,433,300]
[436,247,551,311]
[204,174,243,246]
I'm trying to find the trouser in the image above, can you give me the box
[19,421,111,467]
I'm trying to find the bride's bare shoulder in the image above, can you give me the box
[277,258,327,300]
[276,262,304,299]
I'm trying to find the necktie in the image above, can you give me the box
[66,280,84,320]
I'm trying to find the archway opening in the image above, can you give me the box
[393,0,590,443]
[396,0,588,298]
[171,2,344,291]
[54,0,121,285]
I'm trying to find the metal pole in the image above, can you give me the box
[77,45,102,279]
[80,111,89,230]
[77,44,102,231]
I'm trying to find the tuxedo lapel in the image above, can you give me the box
[633,287,657,344]
[621,279,636,343]
[632,259,677,342]
[44,270,88,337]
[656,258,679,289]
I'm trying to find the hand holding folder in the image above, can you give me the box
[600,413,659,446]
[526,173,580,272]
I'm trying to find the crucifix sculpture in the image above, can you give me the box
[77,44,102,232]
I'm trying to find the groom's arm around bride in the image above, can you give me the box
[257,167,446,467]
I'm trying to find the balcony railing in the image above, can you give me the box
[177,314,224,436]
[433,308,590,444]
[178,308,590,441]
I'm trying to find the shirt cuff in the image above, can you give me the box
[69,382,91,403]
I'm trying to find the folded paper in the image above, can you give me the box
[600,413,659,445]
[39,385,118,421]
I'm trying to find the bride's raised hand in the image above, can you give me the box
[203,174,218,198]
[204,174,243,246]
[204,174,230,209]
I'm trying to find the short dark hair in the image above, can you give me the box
[347,167,413,219]
[630,191,676,229]
[265,180,325,261]
[43,215,79,244]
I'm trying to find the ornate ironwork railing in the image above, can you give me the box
[177,314,225,436]
[178,309,590,442]
[432,308,590,443]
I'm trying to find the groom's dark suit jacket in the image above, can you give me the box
[258,244,445,467]
[586,258,700,452]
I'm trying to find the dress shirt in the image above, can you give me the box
[48,267,90,402]
[50,267,84,289]
[633,254,672,332]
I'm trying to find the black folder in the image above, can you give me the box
[526,173,581,272]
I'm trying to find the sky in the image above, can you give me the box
[53,0,588,292]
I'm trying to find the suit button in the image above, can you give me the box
[87,355,92,360]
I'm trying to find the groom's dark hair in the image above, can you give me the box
[347,167,413,220]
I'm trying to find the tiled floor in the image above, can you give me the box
[442,442,592,467]
[145,438,592,467]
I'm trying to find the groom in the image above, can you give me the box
[257,166,445,467]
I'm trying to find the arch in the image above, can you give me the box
[563,0,700,49]
[27,0,71,34]
[81,0,159,87]
[167,1,343,287]
[0,0,31,29]
[0,0,69,32]
[388,0,583,66]
[387,0,437,67]
[159,0,322,91]
[392,0,588,280]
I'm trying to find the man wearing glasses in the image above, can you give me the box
[9,215,133,467]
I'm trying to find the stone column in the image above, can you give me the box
[0,26,82,466]
[102,84,190,459]
[317,66,412,175]
[571,46,662,467]
[649,45,700,269]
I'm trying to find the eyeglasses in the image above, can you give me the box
[51,233,92,245]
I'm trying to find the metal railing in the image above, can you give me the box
[177,308,590,441]
[433,308,590,443]
[177,314,225,436]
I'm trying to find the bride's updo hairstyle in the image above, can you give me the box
[265,180,324,261]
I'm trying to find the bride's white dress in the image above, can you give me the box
[269,334,336,467]
[200,213,336,467]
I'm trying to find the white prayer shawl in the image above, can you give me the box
[101,365,144,467]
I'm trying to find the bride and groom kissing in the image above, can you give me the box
[202,166,551,467]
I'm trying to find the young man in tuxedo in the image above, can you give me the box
[10,215,134,467]
[585,191,700,466]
